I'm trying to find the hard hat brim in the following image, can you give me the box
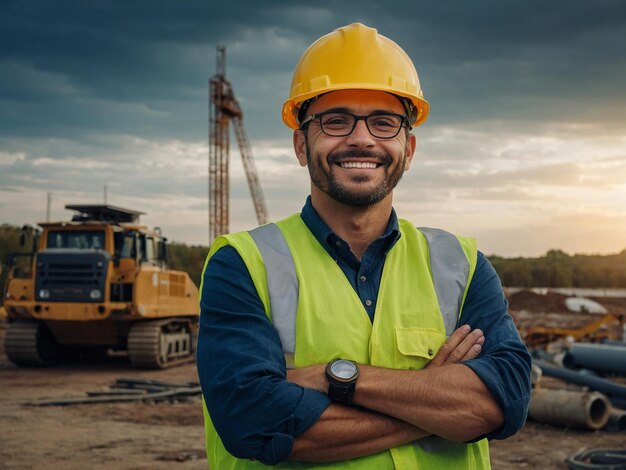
[282,87,430,130]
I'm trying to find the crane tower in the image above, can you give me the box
[208,46,269,244]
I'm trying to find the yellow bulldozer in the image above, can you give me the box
[2,204,199,369]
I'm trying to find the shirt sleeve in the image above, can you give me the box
[460,252,532,440]
[196,245,331,465]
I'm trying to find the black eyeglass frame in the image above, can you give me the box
[299,111,410,139]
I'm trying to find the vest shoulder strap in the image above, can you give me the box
[249,223,471,356]
[249,223,298,354]
[417,226,470,336]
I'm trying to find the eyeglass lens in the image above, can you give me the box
[320,113,404,138]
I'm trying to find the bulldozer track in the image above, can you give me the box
[5,320,60,367]
[127,319,195,369]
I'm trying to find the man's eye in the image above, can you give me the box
[323,115,350,126]
[371,117,397,127]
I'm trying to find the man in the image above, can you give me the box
[197,23,531,469]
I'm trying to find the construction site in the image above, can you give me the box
[1,290,625,469]
[1,49,625,470]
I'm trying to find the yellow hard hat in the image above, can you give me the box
[282,23,430,129]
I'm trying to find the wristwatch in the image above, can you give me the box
[325,359,359,405]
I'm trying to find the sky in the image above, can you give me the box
[1,0,626,257]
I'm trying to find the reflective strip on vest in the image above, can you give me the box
[418,226,470,336]
[249,224,298,354]
[249,223,469,355]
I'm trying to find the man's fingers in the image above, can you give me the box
[427,325,472,368]
[462,339,484,361]
[444,329,484,365]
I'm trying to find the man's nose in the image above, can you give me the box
[346,119,376,147]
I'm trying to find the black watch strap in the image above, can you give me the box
[327,380,356,405]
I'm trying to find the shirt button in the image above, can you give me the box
[365,299,372,307]
[335,241,342,247]
[360,275,367,282]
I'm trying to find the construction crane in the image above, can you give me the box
[208,46,269,244]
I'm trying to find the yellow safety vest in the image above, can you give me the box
[202,214,490,469]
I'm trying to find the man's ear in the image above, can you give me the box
[404,132,417,171]
[293,130,308,167]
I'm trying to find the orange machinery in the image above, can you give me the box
[3,205,199,368]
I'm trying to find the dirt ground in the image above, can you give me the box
[1,292,625,470]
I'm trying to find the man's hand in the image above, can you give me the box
[351,324,502,441]
[426,324,484,368]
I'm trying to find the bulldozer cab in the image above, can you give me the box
[113,229,167,268]
[36,205,166,268]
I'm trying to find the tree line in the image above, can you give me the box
[2,223,626,289]
[489,249,626,288]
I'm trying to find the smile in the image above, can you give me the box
[339,162,379,169]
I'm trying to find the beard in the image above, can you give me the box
[305,144,407,207]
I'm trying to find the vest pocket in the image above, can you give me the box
[394,327,446,370]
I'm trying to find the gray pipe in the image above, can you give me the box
[563,343,626,375]
[605,407,626,432]
[529,388,610,430]
[533,359,626,408]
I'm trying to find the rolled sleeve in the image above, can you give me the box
[197,245,330,465]
[256,388,330,465]
[459,252,532,440]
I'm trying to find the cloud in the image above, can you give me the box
[3,0,625,143]
[1,1,625,255]
[0,150,26,165]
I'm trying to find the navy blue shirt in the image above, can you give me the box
[197,197,531,465]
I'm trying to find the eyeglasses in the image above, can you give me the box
[300,111,409,139]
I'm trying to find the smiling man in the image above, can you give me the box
[297,90,413,214]
[197,23,531,469]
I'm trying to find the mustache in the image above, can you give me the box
[328,149,392,165]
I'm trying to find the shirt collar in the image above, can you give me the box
[300,196,401,255]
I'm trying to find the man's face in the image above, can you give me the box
[294,90,416,207]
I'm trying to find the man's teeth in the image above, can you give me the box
[339,162,378,169]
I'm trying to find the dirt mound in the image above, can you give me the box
[507,290,569,313]
[589,296,626,316]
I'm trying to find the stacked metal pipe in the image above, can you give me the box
[531,358,626,432]
[529,389,610,430]
[533,359,626,409]
[563,342,626,376]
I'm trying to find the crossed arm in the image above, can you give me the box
[287,325,503,461]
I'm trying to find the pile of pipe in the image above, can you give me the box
[23,377,201,406]
[563,341,626,378]
[530,340,626,432]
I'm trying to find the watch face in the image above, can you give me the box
[330,360,357,380]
